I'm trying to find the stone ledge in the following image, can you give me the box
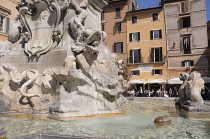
[17,133,108,139]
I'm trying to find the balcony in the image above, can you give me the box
[127,57,165,65]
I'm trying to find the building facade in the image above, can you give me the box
[162,0,209,89]
[126,7,167,92]
[0,0,19,41]
[102,0,137,62]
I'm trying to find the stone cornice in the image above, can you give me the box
[89,0,108,12]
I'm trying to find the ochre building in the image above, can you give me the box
[126,7,167,91]
[102,0,137,63]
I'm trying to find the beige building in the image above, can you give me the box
[0,0,19,41]
[126,7,167,92]
[102,0,137,63]
[162,0,209,90]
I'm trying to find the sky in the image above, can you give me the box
[136,0,210,21]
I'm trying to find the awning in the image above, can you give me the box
[148,79,166,84]
[168,78,183,84]
[168,77,210,84]
[202,77,210,83]
[128,80,146,84]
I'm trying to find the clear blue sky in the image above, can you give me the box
[136,0,210,21]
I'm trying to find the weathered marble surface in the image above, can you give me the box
[0,125,6,139]
[0,0,130,117]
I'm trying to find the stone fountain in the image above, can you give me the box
[0,0,130,118]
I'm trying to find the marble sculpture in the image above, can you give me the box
[0,0,130,117]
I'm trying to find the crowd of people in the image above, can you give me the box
[126,87,179,97]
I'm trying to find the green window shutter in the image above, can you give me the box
[160,47,162,61]
[130,50,133,63]
[159,30,162,39]
[150,31,153,40]
[151,48,154,62]
[138,32,140,41]
[121,42,123,53]
[130,33,132,42]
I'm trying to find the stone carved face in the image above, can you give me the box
[179,72,189,81]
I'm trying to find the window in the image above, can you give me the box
[129,32,140,42]
[114,42,123,53]
[182,60,194,67]
[152,13,159,21]
[131,16,137,23]
[115,22,121,32]
[0,16,10,34]
[129,49,141,63]
[150,30,162,40]
[183,37,191,54]
[115,8,121,18]
[179,16,190,29]
[180,2,189,14]
[152,69,162,75]
[182,16,190,28]
[131,70,140,76]
[151,47,162,62]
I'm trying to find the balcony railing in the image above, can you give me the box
[127,57,164,65]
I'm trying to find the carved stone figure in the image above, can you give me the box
[176,71,209,112]
[0,0,130,117]
[179,72,190,105]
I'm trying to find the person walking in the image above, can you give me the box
[169,88,173,97]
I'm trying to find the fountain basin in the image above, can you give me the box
[0,98,210,139]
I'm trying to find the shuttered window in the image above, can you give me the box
[150,30,162,40]
[0,16,10,34]
[180,2,189,14]
[182,60,194,67]
[115,22,121,32]
[115,8,121,18]
[130,32,140,42]
[151,47,162,62]
[129,49,141,63]
[178,16,190,29]
[114,42,123,53]
[5,17,10,33]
